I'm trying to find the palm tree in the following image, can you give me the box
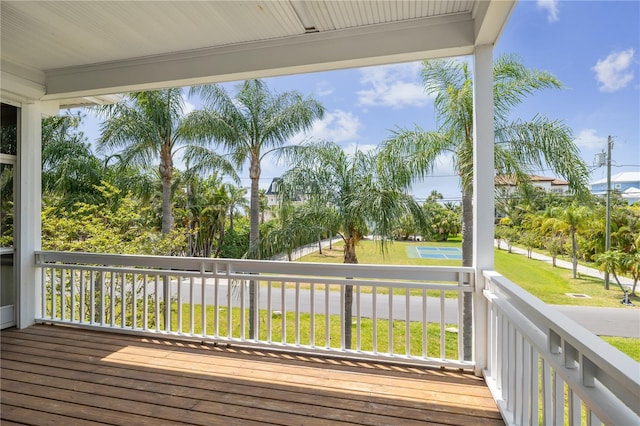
[279,141,426,349]
[553,204,590,279]
[42,114,104,208]
[224,184,248,232]
[381,55,590,358]
[97,89,235,237]
[258,188,269,224]
[189,79,324,338]
[595,250,627,292]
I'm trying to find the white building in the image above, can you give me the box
[495,174,570,195]
[591,171,640,204]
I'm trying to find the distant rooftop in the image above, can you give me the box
[590,171,640,186]
[495,174,569,186]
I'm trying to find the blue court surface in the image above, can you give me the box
[407,246,463,260]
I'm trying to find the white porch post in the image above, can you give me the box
[17,101,58,328]
[472,44,494,375]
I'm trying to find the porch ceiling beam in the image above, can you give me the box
[42,13,475,99]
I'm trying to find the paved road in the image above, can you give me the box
[161,238,639,338]
[168,279,640,338]
[556,306,640,338]
[170,279,461,324]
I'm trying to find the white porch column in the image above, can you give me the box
[472,44,494,375]
[17,101,58,328]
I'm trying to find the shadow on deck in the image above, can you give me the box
[1,324,503,425]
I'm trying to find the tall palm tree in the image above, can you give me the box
[224,184,248,232]
[258,188,269,224]
[279,141,426,349]
[97,89,235,237]
[381,54,590,358]
[553,204,591,279]
[189,79,324,338]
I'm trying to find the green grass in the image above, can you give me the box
[297,239,640,361]
[301,238,640,308]
[171,304,459,359]
[600,336,640,362]
[495,249,640,307]
[300,238,462,266]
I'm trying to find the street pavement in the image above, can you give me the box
[168,237,639,339]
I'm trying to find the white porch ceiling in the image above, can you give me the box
[0,1,514,105]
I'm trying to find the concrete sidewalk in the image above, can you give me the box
[271,237,342,261]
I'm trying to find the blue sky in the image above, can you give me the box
[77,0,640,202]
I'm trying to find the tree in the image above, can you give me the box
[175,173,230,257]
[258,188,269,224]
[381,54,589,358]
[422,197,461,242]
[280,141,426,349]
[225,184,249,232]
[540,216,567,267]
[42,113,104,208]
[595,251,628,293]
[261,201,317,261]
[553,204,590,279]
[189,79,324,338]
[623,252,640,296]
[97,89,235,237]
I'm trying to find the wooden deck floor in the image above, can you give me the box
[1,325,503,426]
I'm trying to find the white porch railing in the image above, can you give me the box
[483,271,640,426]
[35,251,475,368]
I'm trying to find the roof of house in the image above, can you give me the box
[622,186,640,198]
[590,171,640,186]
[1,1,515,106]
[495,174,569,186]
[266,178,280,195]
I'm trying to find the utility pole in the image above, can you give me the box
[604,136,613,290]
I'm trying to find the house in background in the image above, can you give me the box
[265,177,310,218]
[265,178,282,211]
[495,174,570,195]
[590,171,640,204]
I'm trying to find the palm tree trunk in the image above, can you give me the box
[248,157,261,339]
[159,150,173,236]
[571,227,578,279]
[461,189,473,361]
[343,236,358,350]
[159,150,173,331]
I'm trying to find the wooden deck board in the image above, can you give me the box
[1,325,504,426]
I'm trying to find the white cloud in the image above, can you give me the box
[315,81,334,97]
[357,62,431,109]
[536,0,559,23]
[574,129,607,149]
[299,109,361,143]
[342,143,378,156]
[592,49,635,92]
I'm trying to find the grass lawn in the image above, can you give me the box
[170,305,459,359]
[600,336,640,362]
[495,249,640,307]
[300,238,640,308]
[298,238,640,361]
[300,237,462,267]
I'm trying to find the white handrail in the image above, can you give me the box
[35,250,475,368]
[483,270,640,426]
